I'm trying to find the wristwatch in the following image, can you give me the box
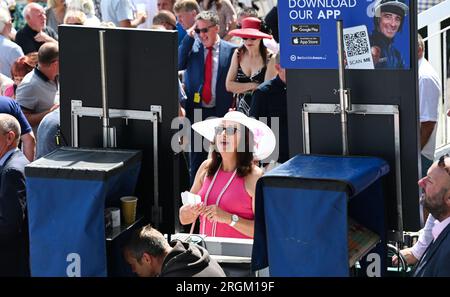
[229,214,239,227]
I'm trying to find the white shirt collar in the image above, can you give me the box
[0,148,18,167]
[432,216,450,241]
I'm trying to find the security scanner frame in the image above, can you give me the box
[259,10,422,275]
[26,147,142,276]
[71,100,164,227]
[59,24,181,235]
[285,3,420,237]
[252,154,390,276]
[35,24,182,276]
[302,103,403,238]
[297,20,405,239]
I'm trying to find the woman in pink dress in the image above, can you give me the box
[179,111,275,238]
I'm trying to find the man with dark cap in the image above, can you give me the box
[370,0,409,69]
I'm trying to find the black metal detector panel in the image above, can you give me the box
[59,25,181,233]
[287,65,421,231]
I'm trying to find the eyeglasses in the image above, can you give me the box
[214,126,239,136]
[242,37,256,41]
[194,24,215,34]
[438,153,450,176]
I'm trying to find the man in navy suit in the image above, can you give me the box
[178,10,236,184]
[0,113,30,276]
[413,154,450,277]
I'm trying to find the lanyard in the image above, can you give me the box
[201,163,237,236]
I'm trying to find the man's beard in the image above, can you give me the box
[420,189,448,221]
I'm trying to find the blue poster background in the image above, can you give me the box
[278,0,410,69]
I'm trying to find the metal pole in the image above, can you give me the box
[302,107,311,154]
[394,111,403,236]
[152,117,160,227]
[443,31,448,144]
[71,101,80,147]
[337,20,349,155]
[99,30,111,148]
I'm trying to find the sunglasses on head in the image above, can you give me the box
[194,24,215,34]
[214,126,239,136]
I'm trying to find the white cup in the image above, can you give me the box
[110,207,121,227]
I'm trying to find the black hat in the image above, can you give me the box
[374,0,408,18]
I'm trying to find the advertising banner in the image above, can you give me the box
[279,0,410,69]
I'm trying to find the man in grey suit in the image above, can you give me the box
[0,113,30,276]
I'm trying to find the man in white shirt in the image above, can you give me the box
[0,7,24,78]
[100,0,147,28]
[392,213,434,266]
[413,154,450,276]
[392,35,443,268]
[418,34,441,179]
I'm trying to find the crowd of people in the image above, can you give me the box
[0,0,449,278]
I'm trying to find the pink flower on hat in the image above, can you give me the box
[253,128,264,149]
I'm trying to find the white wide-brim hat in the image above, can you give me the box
[191,111,276,161]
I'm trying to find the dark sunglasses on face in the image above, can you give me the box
[243,37,256,41]
[438,153,450,176]
[194,24,215,34]
[214,126,239,136]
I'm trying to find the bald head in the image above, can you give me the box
[38,42,59,65]
[38,42,59,80]
[23,2,46,31]
[0,113,21,148]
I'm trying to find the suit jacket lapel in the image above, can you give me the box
[216,40,225,89]
[0,150,17,190]
[2,150,17,168]
[414,222,450,276]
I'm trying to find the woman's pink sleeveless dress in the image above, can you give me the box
[197,169,254,239]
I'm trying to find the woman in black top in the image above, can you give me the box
[225,17,276,116]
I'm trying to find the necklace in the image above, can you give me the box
[201,163,237,236]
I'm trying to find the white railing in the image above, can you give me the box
[418,0,450,151]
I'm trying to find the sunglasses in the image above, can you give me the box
[438,153,450,176]
[214,126,239,136]
[242,37,256,41]
[194,24,215,34]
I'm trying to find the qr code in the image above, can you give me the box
[344,30,369,57]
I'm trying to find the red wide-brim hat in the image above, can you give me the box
[228,17,272,40]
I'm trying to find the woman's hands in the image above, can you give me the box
[180,202,231,225]
[179,202,204,225]
[200,205,230,224]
